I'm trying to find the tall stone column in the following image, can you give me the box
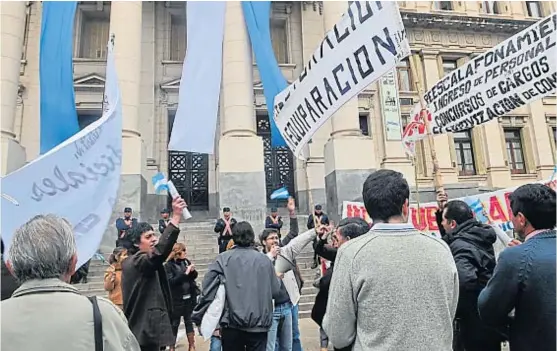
[322,1,376,222]
[526,100,554,179]
[103,1,146,251]
[218,1,267,225]
[296,2,328,213]
[1,1,27,175]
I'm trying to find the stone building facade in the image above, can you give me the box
[1,1,556,226]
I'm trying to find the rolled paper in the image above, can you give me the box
[167,180,193,220]
[491,224,511,246]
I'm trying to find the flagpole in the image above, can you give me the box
[408,54,445,196]
[413,157,421,225]
[101,34,115,113]
[304,160,318,229]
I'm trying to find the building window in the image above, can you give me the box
[454,131,476,176]
[435,1,453,10]
[482,1,501,14]
[526,1,542,17]
[79,7,110,59]
[271,18,289,64]
[359,114,370,136]
[169,14,187,61]
[396,59,413,91]
[504,129,526,174]
[442,59,458,76]
[77,112,101,130]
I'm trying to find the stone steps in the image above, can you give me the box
[77,216,320,318]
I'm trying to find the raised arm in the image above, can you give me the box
[314,237,337,262]
[281,198,298,246]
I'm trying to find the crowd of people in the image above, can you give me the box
[0,169,555,351]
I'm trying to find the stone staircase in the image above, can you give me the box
[76,216,319,319]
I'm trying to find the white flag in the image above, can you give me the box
[168,1,226,154]
[1,37,122,268]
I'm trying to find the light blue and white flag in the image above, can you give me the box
[465,198,489,224]
[168,1,226,154]
[2,37,122,269]
[39,1,80,154]
[270,186,290,200]
[152,172,169,194]
[242,1,288,148]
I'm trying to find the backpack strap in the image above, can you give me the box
[88,296,104,351]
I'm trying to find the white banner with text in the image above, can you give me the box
[342,178,556,237]
[402,13,556,151]
[1,39,122,269]
[273,1,410,159]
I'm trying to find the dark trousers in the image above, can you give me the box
[139,345,163,351]
[460,325,501,351]
[170,298,195,343]
[221,328,267,351]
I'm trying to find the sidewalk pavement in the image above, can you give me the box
[176,318,325,351]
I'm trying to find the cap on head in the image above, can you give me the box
[271,207,278,213]
[315,204,322,211]
[124,207,132,213]
[223,207,231,212]
[160,208,170,214]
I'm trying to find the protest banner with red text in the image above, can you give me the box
[342,178,556,237]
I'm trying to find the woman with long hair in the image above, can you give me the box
[165,243,199,351]
[103,246,128,310]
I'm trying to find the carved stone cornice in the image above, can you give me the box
[400,10,536,34]
[302,1,322,15]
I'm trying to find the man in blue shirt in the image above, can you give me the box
[478,183,556,351]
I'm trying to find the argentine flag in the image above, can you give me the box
[152,172,169,194]
[270,186,289,200]
[466,198,489,224]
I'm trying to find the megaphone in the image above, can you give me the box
[275,229,317,274]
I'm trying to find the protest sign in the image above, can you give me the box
[273,1,410,158]
[1,38,122,269]
[342,178,556,237]
[402,13,556,148]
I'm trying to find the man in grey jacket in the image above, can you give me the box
[1,214,140,351]
[198,221,282,351]
[323,169,459,351]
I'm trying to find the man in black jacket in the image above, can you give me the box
[122,196,187,351]
[437,198,502,351]
[214,207,237,253]
[196,221,281,351]
[158,208,170,234]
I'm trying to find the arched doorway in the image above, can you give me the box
[256,113,295,207]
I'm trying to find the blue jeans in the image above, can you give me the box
[210,335,222,351]
[291,304,303,351]
[275,304,302,351]
[267,302,293,351]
